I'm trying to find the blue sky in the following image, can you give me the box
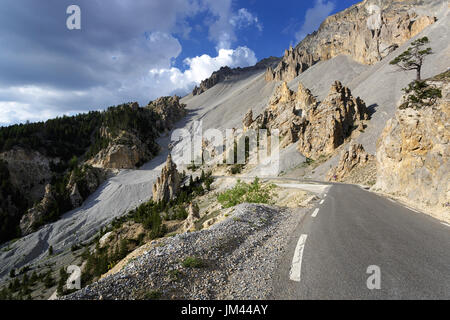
[0,0,360,126]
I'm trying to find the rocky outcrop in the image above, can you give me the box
[147,96,187,131]
[244,81,368,157]
[193,57,280,95]
[242,109,254,131]
[66,165,107,208]
[152,154,181,203]
[327,143,376,183]
[183,202,200,232]
[266,0,437,82]
[18,165,108,235]
[19,184,55,235]
[244,82,316,148]
[88,129,153,169]
[0,147,55,203]
[374,72,449,210]
[297,81,369,159]
[89,99,186,170]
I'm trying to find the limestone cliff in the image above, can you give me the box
[266,0,438,82]
[243,82,317,148]
[0,147,56,204]
[152,154,181,203]
[89,98,186,169]
[19,165,108,235]
[88,127,154,170]
[374,71,449,211]
[66,165,107,208]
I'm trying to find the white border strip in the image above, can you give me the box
[312,208,319,217]
[289,234,308,282]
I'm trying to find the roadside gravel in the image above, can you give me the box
[64,202,310,300]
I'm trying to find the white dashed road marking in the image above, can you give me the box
[320,200,324,204]
[312,208,319,217]
[289,234,308,282]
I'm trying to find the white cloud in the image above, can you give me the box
[295,0,335,43]
[147,46,257,95]
[0,46,258,125]
[0,1,263,126]
[230,8,263,32]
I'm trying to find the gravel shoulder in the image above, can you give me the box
[64,202,313,300]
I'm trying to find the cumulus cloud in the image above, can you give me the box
[0,0,262,125]
[147,46,257,95]
[230,8,263,32]
[295,0,335,43]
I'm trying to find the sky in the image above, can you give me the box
[0,0,360,126]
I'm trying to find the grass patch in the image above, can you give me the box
[167,269,183,281]
[217,177,275,208]
[182,256,204,268]
[143,290,161,300]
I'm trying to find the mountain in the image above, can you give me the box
[192,57,280,96]
[0,98,186,243]
[265,0,441,82]
[0,0,449,301]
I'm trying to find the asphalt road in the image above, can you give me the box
[271,183,450,300]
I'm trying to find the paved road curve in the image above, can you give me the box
[272,184,450,299]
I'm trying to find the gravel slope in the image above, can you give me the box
[64,203,311,300]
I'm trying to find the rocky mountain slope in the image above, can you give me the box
[374,70,449,213]
[0,98,186,243]
[265,0,441,82]
[192,57,280,96]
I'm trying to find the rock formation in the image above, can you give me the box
[152,154,181,203]
[242,109,254,131]
[375,71,449,209]
[244,82,316,148]
[88,129,153,169]
[266,0,437,82]
[0,147,55,203]
[66,165,107,208]
[327,143,376,183]
[193,57,280,96]
[183,202,200,232]
[89,98,186,170]
[297,81,369,159]
[244,81,368,157]
[19,184,55,235]
[147,95,187,131]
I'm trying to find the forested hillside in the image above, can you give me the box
[0,99,185,244]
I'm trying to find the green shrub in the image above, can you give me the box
[217,178,275,208]
[400,80,442,109]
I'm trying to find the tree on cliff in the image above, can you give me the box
[390,37,432,81]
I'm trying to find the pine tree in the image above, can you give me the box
[390,37,433,81]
